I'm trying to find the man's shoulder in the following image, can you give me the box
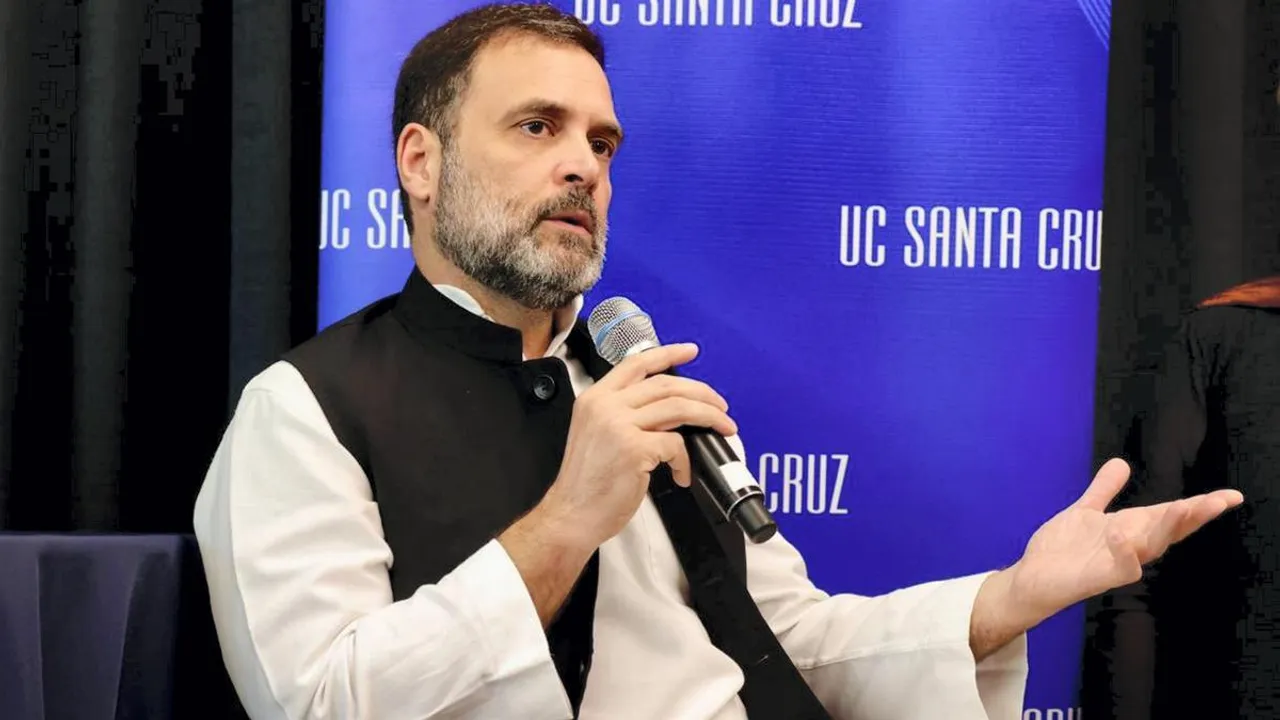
[279,290,434,396]
[227,361,331,437]
[228,292,406,426]
[240,359,311,398]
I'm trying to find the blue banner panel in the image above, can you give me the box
[319,2,1107,716]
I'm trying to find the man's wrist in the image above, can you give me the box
[523,490,600,558]
[498,499,598,629]
[969,563,1047,662]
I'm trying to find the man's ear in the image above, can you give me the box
[396,123,442,215]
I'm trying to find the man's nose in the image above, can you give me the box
[556,138,600,188]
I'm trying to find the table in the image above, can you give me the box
[0,533,246,719]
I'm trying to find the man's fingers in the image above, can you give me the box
[1106,526,1143,585]
[617,374,729,412]
[1074,458,1131,512]
[631,397,738,437]
[1141,502,1188,561]
[1171,490,1244,544]
[594,343,700,391]
[1206,488,1245,510]
[1131,490,1244,563]
[655,432,693,487]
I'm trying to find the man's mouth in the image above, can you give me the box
[543,209,595,235]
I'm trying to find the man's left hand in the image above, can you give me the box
[1006,457,1243,626]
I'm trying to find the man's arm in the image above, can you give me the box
[193,362,574,720]
[743,534,1029,719]
[969,566,1043,662]
[727,439,1029,720]
[950,310,1225,713]
[499,504,596,628]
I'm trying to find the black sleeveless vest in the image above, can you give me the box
[281,268,750,712]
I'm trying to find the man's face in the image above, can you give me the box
[433,34,622,311]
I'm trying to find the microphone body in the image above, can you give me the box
[588,298,778,544]
[680,424,778,543]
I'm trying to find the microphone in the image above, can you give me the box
[587,297,777,544]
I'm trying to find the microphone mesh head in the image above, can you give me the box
[587,296,660,365]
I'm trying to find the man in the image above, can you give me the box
[192,4,1243,719]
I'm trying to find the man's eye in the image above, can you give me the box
[521,120,549,135]
[591,139,615,158]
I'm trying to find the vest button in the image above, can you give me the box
[532,374,557,401]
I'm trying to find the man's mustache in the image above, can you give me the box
[533,190,599,233]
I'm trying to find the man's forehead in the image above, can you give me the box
[462,34,617,122]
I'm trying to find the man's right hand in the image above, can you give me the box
[498,342,738,626]
[547,342,737,547]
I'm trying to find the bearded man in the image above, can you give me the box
[193,4,1243,719]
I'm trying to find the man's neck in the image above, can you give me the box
[476,286,557,359]
[413,242,558,359]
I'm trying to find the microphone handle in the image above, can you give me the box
[680,428,778,544]
[651,362,778,543]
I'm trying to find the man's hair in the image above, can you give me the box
[392,2,606,233]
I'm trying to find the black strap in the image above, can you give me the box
[648,465,833,719]
[564,322,829,716]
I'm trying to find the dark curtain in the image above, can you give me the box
[0,0,324,534]
[1081,0,1280,716]
[1091,0,1280,449]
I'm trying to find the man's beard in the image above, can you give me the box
[433,147,607,311]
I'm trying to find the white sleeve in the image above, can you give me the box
[726,436,1029,719]
[192,361,573,720]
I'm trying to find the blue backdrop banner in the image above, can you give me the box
[318,2,1107,717]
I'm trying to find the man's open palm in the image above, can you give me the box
[1011,458,1244,618]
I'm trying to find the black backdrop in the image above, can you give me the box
[0,0,324,533]
[1091,0,1280,469]
[1081,0,1280,715]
